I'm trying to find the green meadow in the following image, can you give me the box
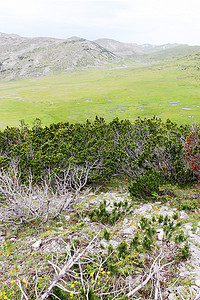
[0,60,200,129]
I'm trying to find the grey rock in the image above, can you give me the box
[0,33,120,81]
[110,240,120,249]
[124,226,135,235]
[83,217,90,222]
[156,228,164,241]
[196,279,200,287]
[65,215,70,221]
[168,293,176,300]
[123,218,129,226]
[100,239,108,249]
[32,239,42,251]
[43,241,61,253]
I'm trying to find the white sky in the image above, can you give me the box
[1,0,200,45]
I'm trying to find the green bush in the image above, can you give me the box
[0,116,195,186]
[86,200,132,226]
[128,170,164,199]
[117,239,128,258]
[103,228,110,241]
[178,199,199,211]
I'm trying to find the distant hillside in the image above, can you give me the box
[140,44,200,62]
[1,33,200,81]
[94,38,179,57]
[0,33,119,80]
[94,38,143,57]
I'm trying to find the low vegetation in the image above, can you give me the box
[0,55,200,128]
[0,116,199,299]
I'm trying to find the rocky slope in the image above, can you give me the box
[0,182,200,299]
[94,38,179,57]
[0,33,119,80]
[1,32,200,81]
[94,38,143,57]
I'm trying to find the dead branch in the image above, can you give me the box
[38,231,101,300]
[17,280,29,300]
[0,163,93,224]
[194,293,200,300]
[127,250,175,298]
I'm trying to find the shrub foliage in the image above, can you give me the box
[0,116,198,191]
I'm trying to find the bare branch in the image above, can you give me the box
[127,250,175,298]
[38,231,101,300]
[17,281,29,300]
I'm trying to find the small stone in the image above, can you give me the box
[123,218,129,225]
[180,211,188,219]
[124,226,134,235]
[32,239,41,251]
[110,240,119,249]
[196,279,200,287]
[10,238,16,242]
[65,215,70,221]
[168,293,176,300]
[156,229,164,241]
[184,223,192,231]
[100,239,108,249]
[83,217,90,222]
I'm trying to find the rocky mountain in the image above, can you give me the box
[1,32,200,81]
[94,38,143,57]
[0,33,119,80]
[94,38,179,57]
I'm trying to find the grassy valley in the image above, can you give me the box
[0,56,200,129]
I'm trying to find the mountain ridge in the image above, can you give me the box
[0,33,119,80]
[1,32,200,80]
[94,38,180,57]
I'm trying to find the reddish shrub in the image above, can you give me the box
[184,126,200,188]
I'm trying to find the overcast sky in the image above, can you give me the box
[1,0,200,45]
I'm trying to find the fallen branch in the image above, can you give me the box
[38,231,101,300]
[127,251,175,298]
[194,293,200,300]
[17,280,29,300]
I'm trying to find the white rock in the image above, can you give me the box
[110,240,119,249]
[100,239,108,249]
[32,239,41,251]
[83,217,90,222]
[123,218,129,225]
[10,238,16,242]
[65,215,70,221]
[195,279,200,287]
[124,226,135,235]
[168,293,176,300]
[134,203,153,215]
[190,233,200,246]
[156,229,164,241]
[106,205,113,213]
[184,223,192,231]
[0,237,5,244]
[43,241,61,253]
[180,211,188,219]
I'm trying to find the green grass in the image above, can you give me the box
[0,59,200,129]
